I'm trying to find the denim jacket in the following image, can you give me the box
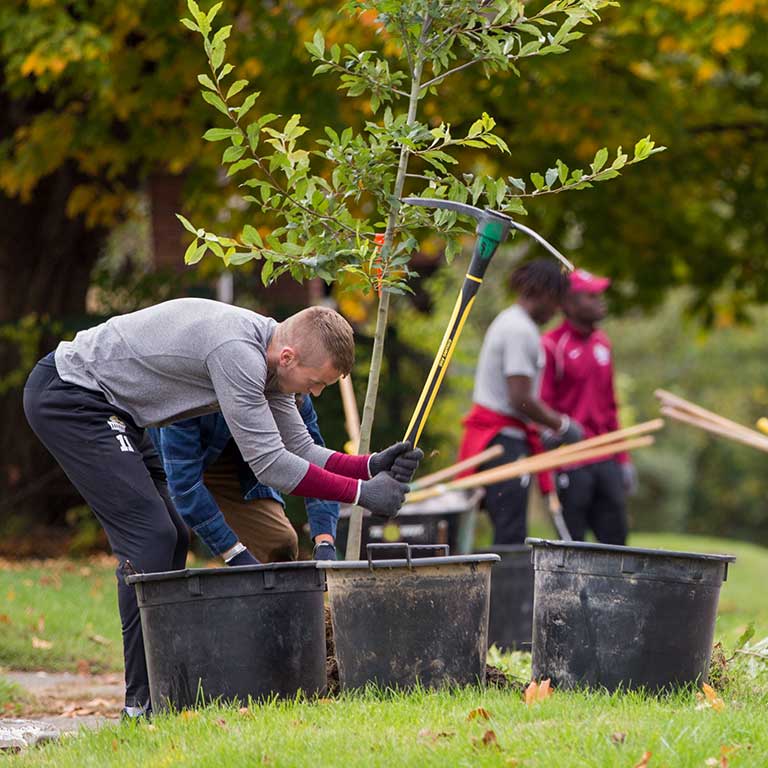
[148,395,339,556]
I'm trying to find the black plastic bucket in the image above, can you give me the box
[527,538,735,691]
[126,563,326,710]
[476,545,534,651]
[318,543,499,691]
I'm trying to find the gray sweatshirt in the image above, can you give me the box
[54,298,334,492]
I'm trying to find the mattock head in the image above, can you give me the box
[401,196,574,272]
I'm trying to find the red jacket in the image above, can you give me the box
[541,320,629,467]
[457,403,554,493]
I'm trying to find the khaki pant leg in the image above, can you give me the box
[204,451,298,563]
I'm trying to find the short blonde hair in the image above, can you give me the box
[281,306,355,374]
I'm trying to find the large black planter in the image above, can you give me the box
[318,543,499,691]
[127,563,326,710]
[476,545,534,651]
[527,538,735,691]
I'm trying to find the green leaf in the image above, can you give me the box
[508,177,526,192]
[556,160,569,184]
[201,90,230,116]
[467,118,484,138]
[203,127,238,142]
[594,169,620,181]
[530,172,545,190]
[242,224,263,247]
[227,158,257,176]
[186,242,207,265]
[313,29,325,57]
[228,251,256,266]
[176,214,198,234]
[183,238,199,264]
[206,2,223,23]
[219,63,234,79]
[261,259,274,286]
[238,92,261,120]
[226,79,248,100]
[590,147,609,174]
[197,74,218,91]
[181,18,199,33]
[545,167,558,187]
[222,145,246,163]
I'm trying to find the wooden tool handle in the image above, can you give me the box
[409,444,504,491]
[661,406,768,453]
[406,435,654,503]
[655,389,758,441]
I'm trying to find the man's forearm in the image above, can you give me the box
[515,397,564,431]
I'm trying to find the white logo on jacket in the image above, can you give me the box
[593,343,611,366]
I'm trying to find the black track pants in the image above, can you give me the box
[556,459,627,545]
[481,434,531,545]
[23,355,189,708]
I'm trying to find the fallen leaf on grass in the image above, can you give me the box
[88,633,111,646]
[706,744,740,767]
[633,751,652,768]
[215,718,228,729]
[180,710,198,720]
[472,729,500,750]
[31,636,53,649]
[524,678,552,705]
[0,614,11,624]
[697,683,725,712]
[611,732,626,744]
[76,659,91,675]
[238,707,250,715]
[417,728,454,743]
[467,706,491,721]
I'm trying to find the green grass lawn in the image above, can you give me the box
[0,556,122,672]
[6,682,768,767]
[1,534,767,766]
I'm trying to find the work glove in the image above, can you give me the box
[359,472,409,518]
[368,441,412,477]
[313,541,337,561]
[620,462,639,496]
[390,445,424,483]
[541,416,585,450]
[226,548,260,567]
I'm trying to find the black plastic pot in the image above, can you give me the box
[526,538,736,691]
[475,545,534,651]
[318,543,499,691]
[126,563,326,710]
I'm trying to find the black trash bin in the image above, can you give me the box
[318,543,499,691]
[127,563,326,710]
[476,545,534,651]
[527,538,736,691]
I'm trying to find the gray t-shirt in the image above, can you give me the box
[472,304,544,426]
[54,298,334,492]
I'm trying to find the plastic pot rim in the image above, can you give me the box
[524,537,736,564]
[317,553,500,570]
[125,561,321,585]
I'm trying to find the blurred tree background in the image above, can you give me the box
[1,0,766,551]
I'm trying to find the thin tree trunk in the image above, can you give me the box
[345,21,429,560]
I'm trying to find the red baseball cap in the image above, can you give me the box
[569,269,611,293]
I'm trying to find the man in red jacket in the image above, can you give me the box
[540,269,638,544]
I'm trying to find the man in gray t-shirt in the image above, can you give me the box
[23,298,422,717]
[458,260,582,544]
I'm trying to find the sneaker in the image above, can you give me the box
[120,702,152,722]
